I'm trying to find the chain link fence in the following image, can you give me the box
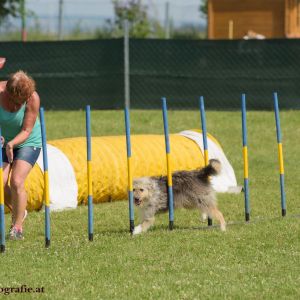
[1,38,300,110]
[0,39,123,109]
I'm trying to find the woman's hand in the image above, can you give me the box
[6,142,14,163]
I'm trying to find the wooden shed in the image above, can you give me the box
[208,0,300,39]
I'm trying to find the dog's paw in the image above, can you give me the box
[220,223,226,232]
[201,213,208,222]
[133,225,142,235]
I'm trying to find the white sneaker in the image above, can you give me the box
[9,227,24,240]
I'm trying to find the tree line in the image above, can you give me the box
[0,0,208,40]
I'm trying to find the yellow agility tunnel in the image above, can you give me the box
[24,130,238,211]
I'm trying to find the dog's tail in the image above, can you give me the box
[198,159,221,179]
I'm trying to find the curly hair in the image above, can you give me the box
[6,71,36,103]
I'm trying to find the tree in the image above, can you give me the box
[108,0,159,38]
[199,0,208,17]
[0,0,22,24]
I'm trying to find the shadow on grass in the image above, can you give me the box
[175,213,300,232]
[115,213,300,235]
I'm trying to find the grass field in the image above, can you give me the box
[1,110,300,299]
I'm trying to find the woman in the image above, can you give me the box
[0,70,42,240]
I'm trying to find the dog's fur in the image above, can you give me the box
[132,159,226,235]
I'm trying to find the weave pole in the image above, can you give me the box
[124,107,135,233]
[39,108,51,248]
[162,97,174,230]
[199,96,212,227]
[241,94,250,221]
[86,105,94,241]
[0,127,5,253]
[273,93,286,217]
[0,61,6,252]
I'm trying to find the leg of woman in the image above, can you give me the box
[10,160,33,228]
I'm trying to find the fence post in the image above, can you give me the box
[58,0,64,40]
[164,2,170,39]
[20,0,27,42]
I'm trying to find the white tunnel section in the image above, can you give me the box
[36,144,78,211]
[179,130,240,193]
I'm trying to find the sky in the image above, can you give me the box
[23,0,205,32]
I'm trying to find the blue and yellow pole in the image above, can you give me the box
[162,97,174,230]
[241,94,250,221]
[273,93,286,217]
[39,108,51,248]
[0,127,5,253]
[124,107,134,234]
[199,96,212,227]
[86,105,94,241]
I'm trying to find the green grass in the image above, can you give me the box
[1,110,300,299]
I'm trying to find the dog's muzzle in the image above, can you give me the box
[134,198,142,206]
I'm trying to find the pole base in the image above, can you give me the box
[282,209,286,217]
[245,213,250,222]
[208,218,213,226]
[89,233,93,241]
[45,239,50,248]
[0,244,5,253]
[130,220,134,234]
[169,221,174,231]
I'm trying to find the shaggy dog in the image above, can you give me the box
[132,159,226,235]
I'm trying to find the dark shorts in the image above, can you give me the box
[2,146,41,167]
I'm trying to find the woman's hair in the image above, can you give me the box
[6,70,36,102]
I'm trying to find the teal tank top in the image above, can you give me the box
[0,104,42,148]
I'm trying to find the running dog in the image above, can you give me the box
[132,159,226,235]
